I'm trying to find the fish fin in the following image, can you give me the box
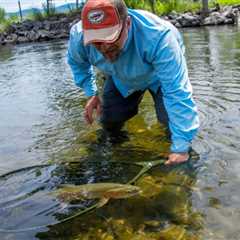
[97,198,109,208]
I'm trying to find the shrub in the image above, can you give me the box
[0,7,6,22]
[30,9,44,21]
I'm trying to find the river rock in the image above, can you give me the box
[0,6,239,46]
[43,20,51,31]
[21,19,34,31]
[224,18,234,24]
[177,13,201,27]
[6,24,18,34]
[168,11,179,20]
[17,36,28,43]
[203,12,226,25]
[0,33,4,44]
[222,6,233,17]
[26,30,40,42]
[38,29,51,40]
[5,33,18,43]
[32,21,44,31]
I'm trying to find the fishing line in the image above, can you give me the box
[0,158,166,233]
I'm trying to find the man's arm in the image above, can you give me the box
[67,24,97,97]
[67,24,101,123]
[149,30,200,163]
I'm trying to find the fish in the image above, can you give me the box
[52,183,142,207]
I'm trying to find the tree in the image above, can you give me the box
[0,7,6,22]
[148,0,156,14]
[202,0,209,16]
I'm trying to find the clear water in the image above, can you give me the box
[0,25,239,239]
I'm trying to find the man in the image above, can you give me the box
[67,0,200,165]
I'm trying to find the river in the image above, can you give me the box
[0,25,240,240]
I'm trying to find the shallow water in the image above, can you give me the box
[0,25,240,239]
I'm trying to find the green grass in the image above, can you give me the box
[124,0,202,15]
[27,9,45,21]
[217,0,240,5]
[156,1,202,15]
[0,15,19,33]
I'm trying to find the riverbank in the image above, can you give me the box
[0,5,239,46]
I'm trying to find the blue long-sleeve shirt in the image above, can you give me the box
[67,9,200,153]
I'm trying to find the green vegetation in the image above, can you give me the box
[124,0,240,15]
[0,7,19,33]
[217,0,240,5]
[0,7,6,22]
[0,0,239,33]
[28,9,44,21]
[125,0,202,15]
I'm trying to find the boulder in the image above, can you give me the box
[43,20,51,31]
[32,21,44,31]
[203,12,226,25]
[26,30,40,42]
[5,33,18,44]
[21,19,34,31]
[17,36,28,43]
[177,13,201,27]
[38,29,51,40]
[168,11,179,20]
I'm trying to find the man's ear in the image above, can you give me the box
[126,16,131,28]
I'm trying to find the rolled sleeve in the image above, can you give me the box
[67,24,97,97]
[150,30,200,153]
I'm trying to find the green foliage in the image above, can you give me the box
[0,10,19,33]
[42,3,56,17]
[125,0,146,9]
[124,0,202,15]
[66,8,82,17]
[0,7,6,22]
[28,9,44,21]
[217,0,240,5]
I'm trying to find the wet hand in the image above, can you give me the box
[165,152,189,165]
[84,96,102,124]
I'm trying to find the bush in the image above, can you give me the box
[125,0,202,15]
[0,14,19,33]
[42,3,56,17]
[0,7,6,22]
[217,0,240,5]
[30,9,44,21]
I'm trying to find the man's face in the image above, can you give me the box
[92,17,131,62]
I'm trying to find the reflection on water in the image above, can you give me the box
[0,25,240,239]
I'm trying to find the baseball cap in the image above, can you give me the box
[81,0,124,45]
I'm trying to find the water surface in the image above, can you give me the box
[0,25,240,239]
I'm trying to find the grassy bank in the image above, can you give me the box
[0,0,239,33]
[218,0,240,5]
[125,0,239,15]
[0,7,19,33]
[0,6,82,33]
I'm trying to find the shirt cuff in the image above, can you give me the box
[83,81,98,97]
[170,138,191,153]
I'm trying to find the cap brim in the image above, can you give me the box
[83,23,122,45]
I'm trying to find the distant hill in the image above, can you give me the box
[7,3,84,17]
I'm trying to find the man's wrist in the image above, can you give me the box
[170,139,191,153]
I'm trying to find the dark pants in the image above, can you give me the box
[100,77,169,135]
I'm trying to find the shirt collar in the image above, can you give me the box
[120,16,133,54]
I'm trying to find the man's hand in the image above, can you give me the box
[165,152,189,165]
[84,96,102,124]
